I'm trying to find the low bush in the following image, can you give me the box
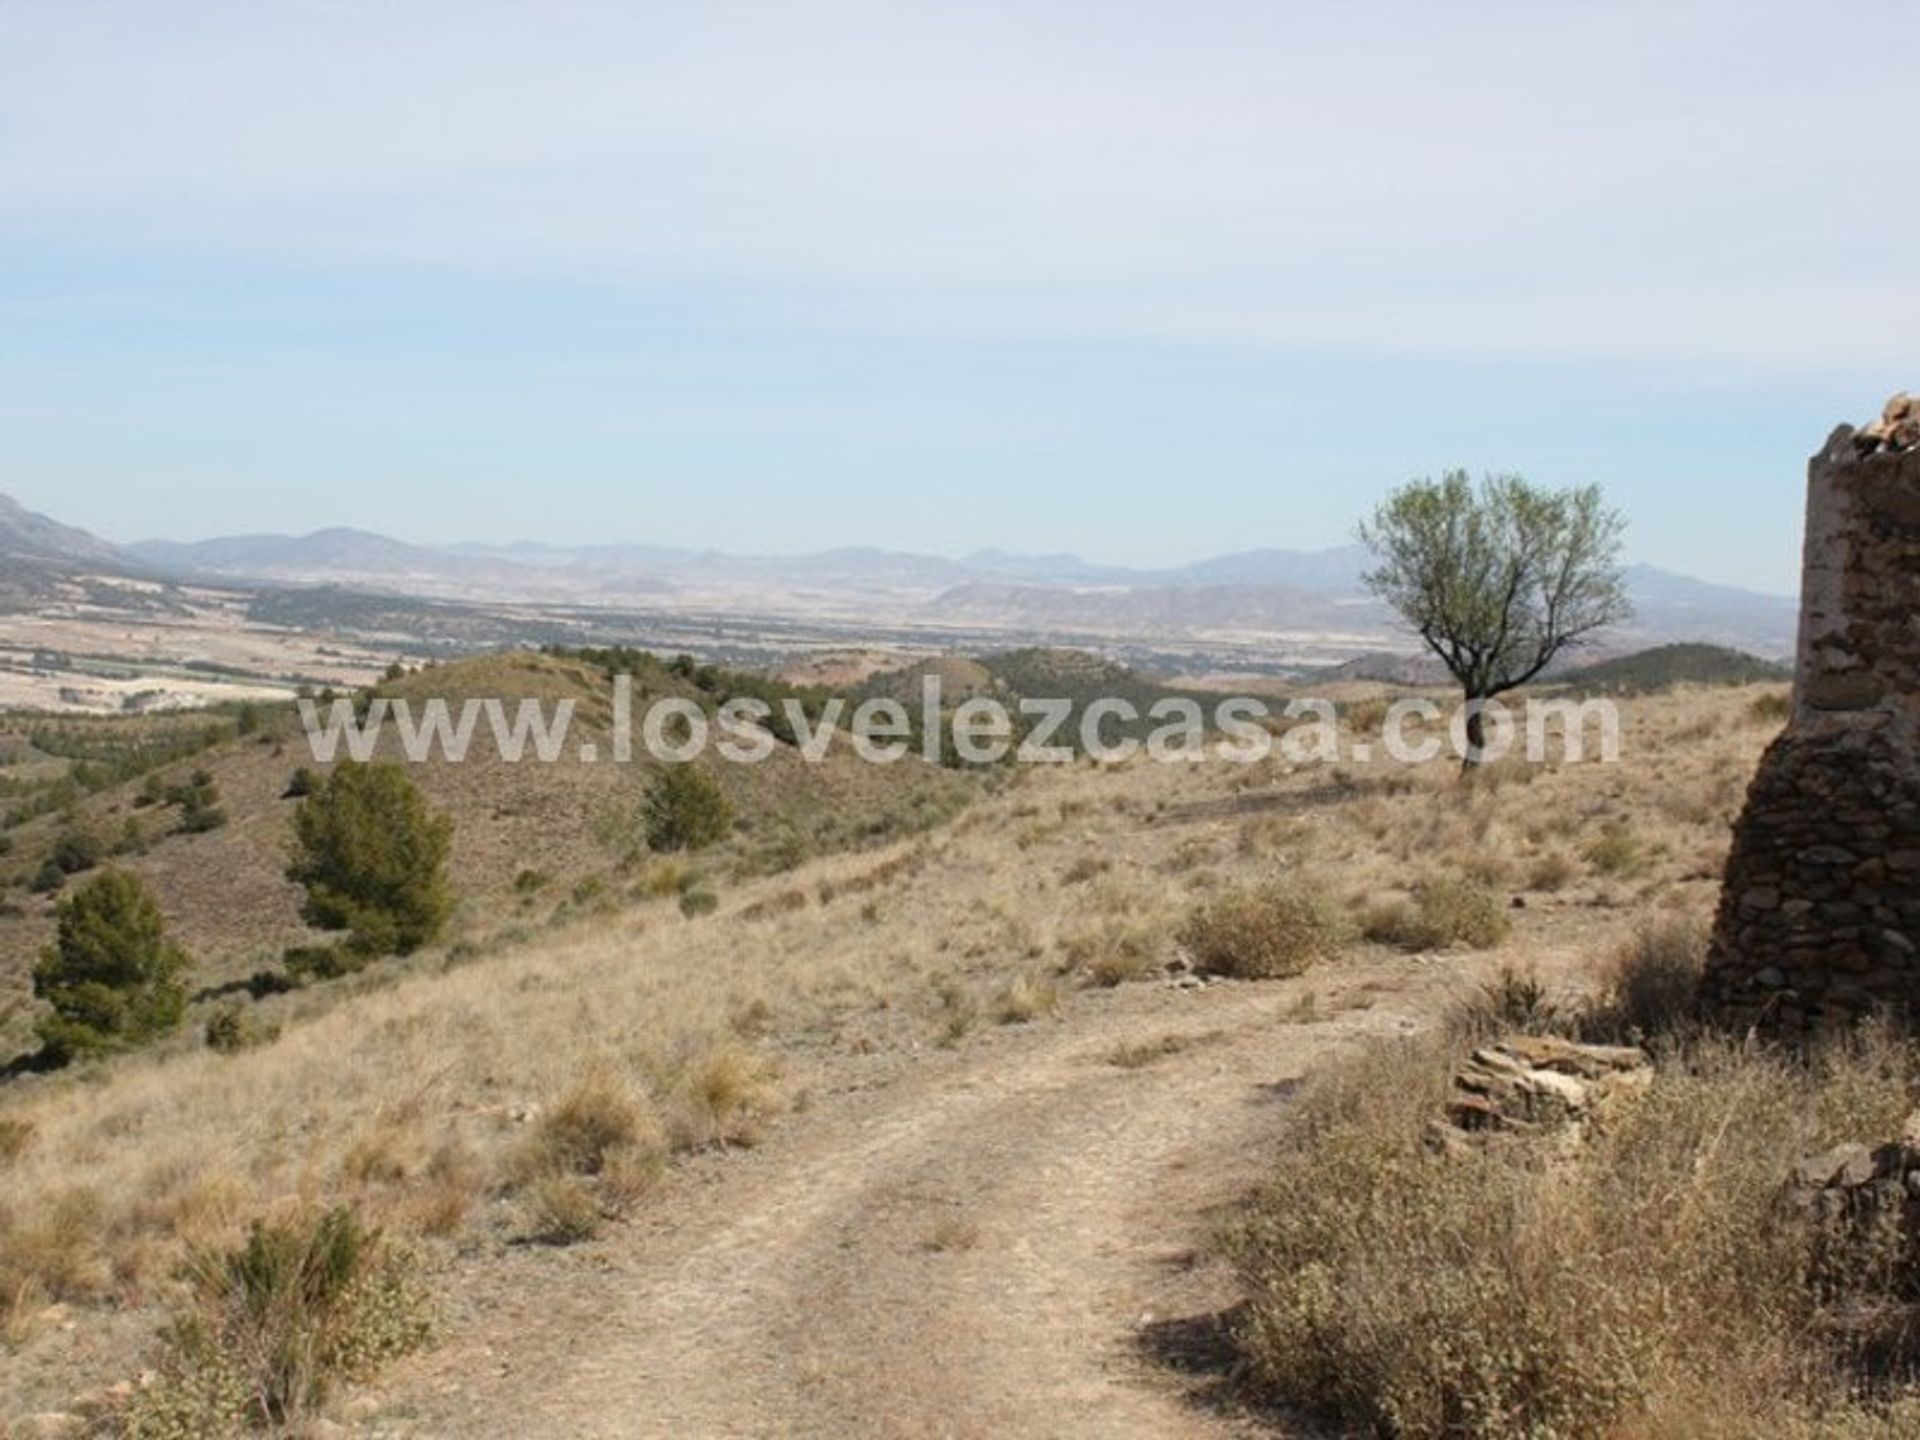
[1583,822,1648,878]
[521,1174,603,1245]
[511,1069,667,1184]
[1525,850,1578,892]
[50,829,103,876]
[204,1001,280,1055]
[126,1205,431,1436]
[283,942,362,984]
[1363,876,1511,952]
[1180,882,1352,979]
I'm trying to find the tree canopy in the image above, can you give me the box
[33,869,189,1063]
[1359,471,1631,703]
[287,761,454,961]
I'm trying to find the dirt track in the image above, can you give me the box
[382,956,1471,1439]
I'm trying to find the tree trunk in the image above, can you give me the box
[1461,694,1489,772]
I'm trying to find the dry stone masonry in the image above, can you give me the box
[1704,394,1920,1033]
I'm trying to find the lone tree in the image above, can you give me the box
[33,869,189,1064]
[1359,472,1630,765]
[287,761,454,964]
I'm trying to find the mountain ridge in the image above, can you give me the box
[0,491,1800,657]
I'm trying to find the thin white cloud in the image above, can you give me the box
[0,0,1915,364]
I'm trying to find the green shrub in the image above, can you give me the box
[128,1206,431,1435]
[1178,882,1352,979]
[30,857,65,894]
[679,886,720,919]
[642,765,734,853]
[1364,876,1511,951]
[282,943,360,983]
[50,829,103,876]
[204,1001,279,1055]
[282,767,318,800]
[287,762,454,960]
[32,870,189,1064]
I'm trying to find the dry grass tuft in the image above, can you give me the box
[1062,918,1165,988]
[992,973,1061,1025]
[510,1068,666,1185]
[661,1041,780,1152]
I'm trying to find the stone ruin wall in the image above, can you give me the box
[1704,394,1920,1033]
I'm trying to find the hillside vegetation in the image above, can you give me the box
[0,679,1799,1430]
[1555,642,1788,695]
[0,651,976,1059]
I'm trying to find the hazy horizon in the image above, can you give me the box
[5,1,1915,593]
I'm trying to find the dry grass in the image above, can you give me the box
[1228,1013,1920,1440]
[991,973,1061,1025]
[1105,1031,1220,1069]
[1061,917,1166,987]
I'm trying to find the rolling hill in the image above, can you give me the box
[0,651,979,1060]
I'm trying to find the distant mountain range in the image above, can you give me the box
[0,491,1801,659]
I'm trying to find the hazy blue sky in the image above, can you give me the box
[2,1,1914,591]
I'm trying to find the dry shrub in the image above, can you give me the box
[1749,689,1793,726]
[1060,853,1111,885]
[1364,876,1511,952]
[1064,918,1165,987]
[522,1174,602,1245]
[399,1138,483,1238]
[1584,822,1648,878]
[1584,916,1708,1046]
[737,887,808,922]
[1228,1029,1920,1440]
[637,858,692,898]
[1448,965,1565,1041]
[1525,850,1578,892]
[1179,882,1352,979]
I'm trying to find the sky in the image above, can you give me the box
[1,1,1915,593]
